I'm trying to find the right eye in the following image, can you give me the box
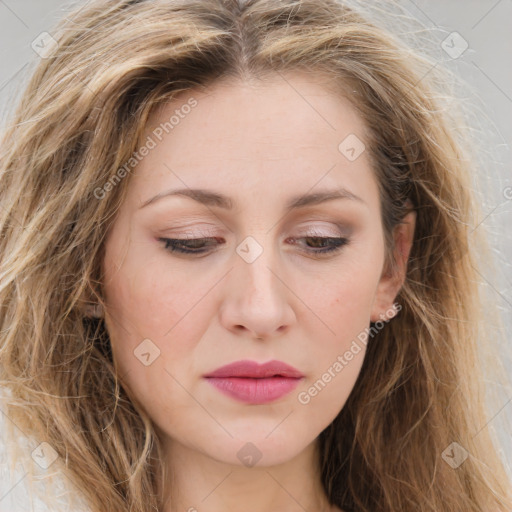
[158,237,222,255]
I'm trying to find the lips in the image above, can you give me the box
[203,359,304,379]
[204,359,304,404]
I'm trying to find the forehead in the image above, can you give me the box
[144,70,366,146]
[128,71,375,208]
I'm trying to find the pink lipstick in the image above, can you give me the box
[204,359,304,404]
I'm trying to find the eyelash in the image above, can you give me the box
[158,235,350,257]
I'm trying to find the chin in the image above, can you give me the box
[201,431,315,468]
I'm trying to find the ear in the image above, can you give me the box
[77,283,105,319]
[370,201,416,322]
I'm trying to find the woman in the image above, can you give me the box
[0,0,511,511]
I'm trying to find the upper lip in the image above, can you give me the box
[204,359,304,379]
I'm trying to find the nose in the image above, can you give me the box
[218,237,296,341]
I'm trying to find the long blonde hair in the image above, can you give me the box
[1,0,511,511]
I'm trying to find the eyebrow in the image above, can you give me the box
[139,187,366,211]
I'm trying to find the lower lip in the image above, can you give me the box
[205,376,302,404]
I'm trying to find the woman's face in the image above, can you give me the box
[101,72,409,467]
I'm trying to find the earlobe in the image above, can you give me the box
[78,284,105,319]
[84,303,104,318]
[370,204,416,322]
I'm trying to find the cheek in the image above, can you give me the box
[310,260,382,345]
[103,230,208,339]
[294,256,382,411]
[102,235,209,395]
[102,261,210,421]
[303,225,384,329]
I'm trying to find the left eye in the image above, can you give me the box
[290,236,350,254]
[158,236,350,256]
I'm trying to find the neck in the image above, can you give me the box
[153,435,336,512]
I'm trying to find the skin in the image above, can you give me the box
[100,71,416,512]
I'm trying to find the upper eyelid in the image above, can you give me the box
[159,220,352,235]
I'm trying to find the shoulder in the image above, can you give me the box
[0,389,91,512]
